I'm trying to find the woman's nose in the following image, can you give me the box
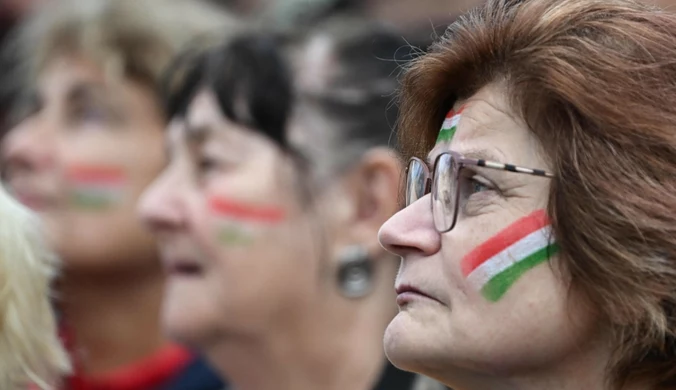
[137,168,187,234]
[378,195,441,258]
[2,120,58,176]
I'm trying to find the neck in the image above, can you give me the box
[209,263,399,390]
[59,265,169,376]
[507,342,611,390]
[442,331,643,390]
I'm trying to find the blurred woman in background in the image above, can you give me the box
[0,182,70,389]
[1,0,236,389]
[139,19,445,390]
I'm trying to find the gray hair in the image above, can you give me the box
[3,0,239,111]
[287,16,412,182]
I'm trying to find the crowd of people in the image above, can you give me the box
[0,0,675,390]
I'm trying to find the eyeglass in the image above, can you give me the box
[406,151,554,233]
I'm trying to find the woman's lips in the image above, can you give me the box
[164,258,204,277]
[395,283,441,306]
[13,191,53,210]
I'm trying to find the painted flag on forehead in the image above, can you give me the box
[436,106,465,143]
[66,165,126,209]
[208,196,286,245]
[461,209,559,302]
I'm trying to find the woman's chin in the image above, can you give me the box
[384,310,463,378]
[383,312,426,371]
[161,293,218,347]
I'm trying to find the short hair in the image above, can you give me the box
[287,16,410,178]
[0,183,70,389]
[163,17,410,178]
[3,0,238,113]
[162,33,294,150]
[396,0,676,388]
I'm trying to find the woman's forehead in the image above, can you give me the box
[427,102,519,162]
[426,147,508,166]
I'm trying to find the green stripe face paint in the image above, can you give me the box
[66,165,126,210]
[461,209,559,302]
[208,196,286,246]
[436,106,465,143]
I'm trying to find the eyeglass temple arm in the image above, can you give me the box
[461,158,555,178]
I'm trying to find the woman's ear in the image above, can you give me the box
[341,147,403,256]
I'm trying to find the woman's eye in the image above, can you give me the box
[72,104,109,124]
[458,174,498,217]
[469,177,492,194]
[81,107,108,122]
[197,156,219,172]
[460,174,497,204]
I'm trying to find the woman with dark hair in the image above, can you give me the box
[378,0,676,389]
[139,19,445,390]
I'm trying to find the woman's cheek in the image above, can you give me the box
[206,194,287,248]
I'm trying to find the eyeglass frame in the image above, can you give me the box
[406,150,555,233]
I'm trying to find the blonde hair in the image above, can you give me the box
[7,0,239,97]
[0,183,70,390]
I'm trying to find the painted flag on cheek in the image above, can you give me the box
[436,106,465,143]
[208,196,286,246]
[66,165,126,209]
[461,209,559,302]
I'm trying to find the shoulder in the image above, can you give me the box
[161,355,225,390]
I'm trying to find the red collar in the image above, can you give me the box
[67,344,192,390]
[60,324,193,390]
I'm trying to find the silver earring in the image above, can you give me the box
[337,245,374,299]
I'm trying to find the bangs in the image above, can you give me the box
[161,34,293,148]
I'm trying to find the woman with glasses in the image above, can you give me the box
[378,0,676,389]
[139,19,446,390]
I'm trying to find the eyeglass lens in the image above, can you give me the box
[406,159,428,207]
[432,154,459,232]
[406,154,460,232]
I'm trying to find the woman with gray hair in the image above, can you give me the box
[1,0,236,389]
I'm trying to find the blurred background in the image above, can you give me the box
[2,0,675,133]
[0,0,490,133]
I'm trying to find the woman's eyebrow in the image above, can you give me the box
[461,148,508,163]
[425,147,507,166]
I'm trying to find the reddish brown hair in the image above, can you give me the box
[397,0,676,388]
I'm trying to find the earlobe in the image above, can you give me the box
[336,245,374,299]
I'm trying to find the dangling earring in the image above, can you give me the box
[336,245,374,299]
